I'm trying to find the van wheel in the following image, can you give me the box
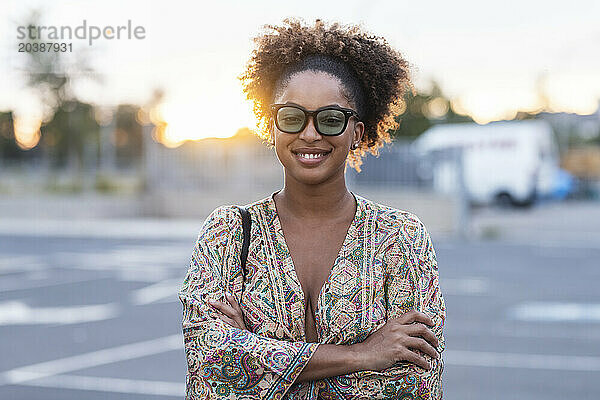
[494,192,514,208]
[514,189,537,208]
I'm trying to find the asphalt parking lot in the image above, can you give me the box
[1,200,599,399]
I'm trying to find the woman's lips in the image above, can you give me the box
[292,150,331,166]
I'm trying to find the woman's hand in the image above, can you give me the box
[352,310,440,371]
[208,292,248,330]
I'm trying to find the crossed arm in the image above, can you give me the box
[182,207,445,399]
[211,292,440,382]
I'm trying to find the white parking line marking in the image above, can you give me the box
[19,374,184,397]
[0,219,201,240]
[445,350,600,371]
[509,302,600,322]
[9,349,600,398]
[0,301,118,326]
[441,277,489,295]
[0,334,182,386]
[0,255,45,273]
[132,279,183,305]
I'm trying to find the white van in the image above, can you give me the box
[412,120,560,207]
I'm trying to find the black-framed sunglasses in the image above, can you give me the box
[271,103,360,136]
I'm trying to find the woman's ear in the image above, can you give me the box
[352,121,365,149]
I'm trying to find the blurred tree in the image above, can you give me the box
[114,104,143,168]
[515,111,538,120]
[19,9,101,170]
[41,101,100,169]
[390,81,473,139]
[0,111,24,160]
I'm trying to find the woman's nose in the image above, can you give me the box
[298,117,322,142]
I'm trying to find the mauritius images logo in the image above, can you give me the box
[16,20,146,46]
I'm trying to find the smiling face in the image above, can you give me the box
[271,70,364,186]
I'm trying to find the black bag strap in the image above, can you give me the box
[235,205,251,279]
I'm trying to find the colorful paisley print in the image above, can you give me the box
[179,192,446,399]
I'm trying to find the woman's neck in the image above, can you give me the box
[276,172,354,220]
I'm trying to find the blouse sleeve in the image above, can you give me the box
[381,214,447,399]
[179,206,319,400]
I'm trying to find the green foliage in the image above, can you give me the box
[20,9,100,170]
[480,225,501,240]
[41,101,100,168]
[94,173,144,194]
[43,177,84,194]
[94,174,121,194]
[114,105,144,168]
[389,81,473,139]
[0,111,25,160]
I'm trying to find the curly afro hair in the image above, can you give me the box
[240,18,412,171]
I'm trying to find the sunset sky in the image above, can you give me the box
[1,0,599,147]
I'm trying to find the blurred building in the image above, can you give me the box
[538,101,600,151]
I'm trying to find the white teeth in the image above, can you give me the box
[298,153,326,159]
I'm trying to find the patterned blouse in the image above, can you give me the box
[179,192,446,399]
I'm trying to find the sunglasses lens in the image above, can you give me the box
[276,107,305,133]
[317,109,346,135]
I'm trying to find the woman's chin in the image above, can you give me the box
[287,164,344,186]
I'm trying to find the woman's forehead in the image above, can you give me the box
[275,71,351,109]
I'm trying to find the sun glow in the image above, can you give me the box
[14,116,41,150]
[452,83,600,124]
[157,93,257,147]
[454,95,600,125]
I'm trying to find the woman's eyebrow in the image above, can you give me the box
[282,102,344,109]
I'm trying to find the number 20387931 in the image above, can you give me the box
[19,42,72,52]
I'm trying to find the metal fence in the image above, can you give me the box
[346,140,432,188]
[141,134,441,194]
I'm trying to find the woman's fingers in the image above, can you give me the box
[216,313,239,328]
[388,314,441,370]
[208,299,237,317]
[225,292,240,308]
[400,348,431,370]
[225,292,243,317]
[406,336,439,360]
[208,294,248,330]
[398,310,434,327]
[407,322,439,349]
[224,292,247,329]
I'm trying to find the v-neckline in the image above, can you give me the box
[268,190,360,341]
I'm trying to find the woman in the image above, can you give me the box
[179,19,446,399]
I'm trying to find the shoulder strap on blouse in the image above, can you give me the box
[235,205,251,279]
